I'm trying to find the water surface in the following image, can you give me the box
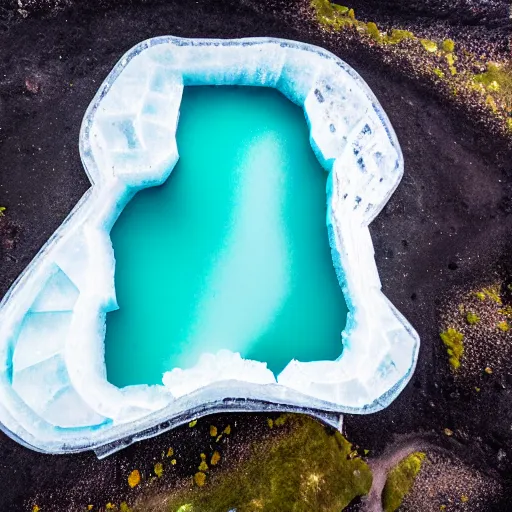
[105,86,348,387]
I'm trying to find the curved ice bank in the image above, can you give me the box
[0,36,419,455]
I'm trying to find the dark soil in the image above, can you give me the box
[335,0,511,60]
[0,0,511,510]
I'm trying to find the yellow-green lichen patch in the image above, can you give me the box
[210,451,221,466]
[420,39,438,53]
[382,452,427,512]
[310,0,357,30]
[440,328,464,370]
[176,505,193,512]
[194,472,206,487]
[274,415,287,427]
[442,39,455,53]
[154,463,163,478]
[331,4,349,15]
[366,22,381,41]
[128,470,141,488]
[498,305,512,317]
[129,415,372,512]
[439,281,512,387]
[466,311,480,325]
[473,63,512,99]
[497,321,509,332]
[478,284,503,304]
[308,1,512,137]
[384,29,414,45]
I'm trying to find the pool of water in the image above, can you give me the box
[105,86,348,388]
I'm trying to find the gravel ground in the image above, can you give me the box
[0,0,511,510]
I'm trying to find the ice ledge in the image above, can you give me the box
[0,36,419,455]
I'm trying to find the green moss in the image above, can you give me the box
[497,321,509,332]
[499,305,512,317]
[440,328,464,370]
[482,285,502,304]
[382,452,426,512]
[474,63,512,94]
[310,0,356,29]
[445,53,455,66]
[331,4,349,14]
[466,311,480,325]
[366,22,381,41]
[433,68,445,79]
[131,415,372,512]
[420,39,438,53]
[442,39,455,53]
[474,63,512,116]
[384,29,414,45]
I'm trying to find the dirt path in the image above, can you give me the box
[362,438,437,512]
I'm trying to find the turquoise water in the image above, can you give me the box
[105,86,348,388]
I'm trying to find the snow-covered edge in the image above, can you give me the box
[0,36,419,454]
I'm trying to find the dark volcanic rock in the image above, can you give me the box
[0,0,511,510]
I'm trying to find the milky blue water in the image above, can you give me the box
[105,86,348,388]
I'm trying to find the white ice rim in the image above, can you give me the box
[0,36,419,455]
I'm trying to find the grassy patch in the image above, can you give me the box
[130,415,372,512]
[440,328,464,370]
[382,452,426,512]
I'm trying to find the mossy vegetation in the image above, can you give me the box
[309,1,512,136]
[386,29,414,45]
[366,21,380,41]
[433,68,445,79]
[310,0,356,29]
[442,39,455,53]
[129,415,372,512]
[474,63,512,97]
[420,39,438,53]
[497,321,509,332]
[466,311,480,325]
[382,452,426,512]
[440,328,464,370]
[440,281,512,382]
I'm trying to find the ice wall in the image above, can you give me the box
[0,37,419,455]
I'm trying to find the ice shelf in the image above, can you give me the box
[0,36,419,456]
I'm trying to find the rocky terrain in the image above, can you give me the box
[0,0,511,510]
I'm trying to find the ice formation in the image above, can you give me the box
[0,37,419,455]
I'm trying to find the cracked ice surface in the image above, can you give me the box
[0,37,419,455]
